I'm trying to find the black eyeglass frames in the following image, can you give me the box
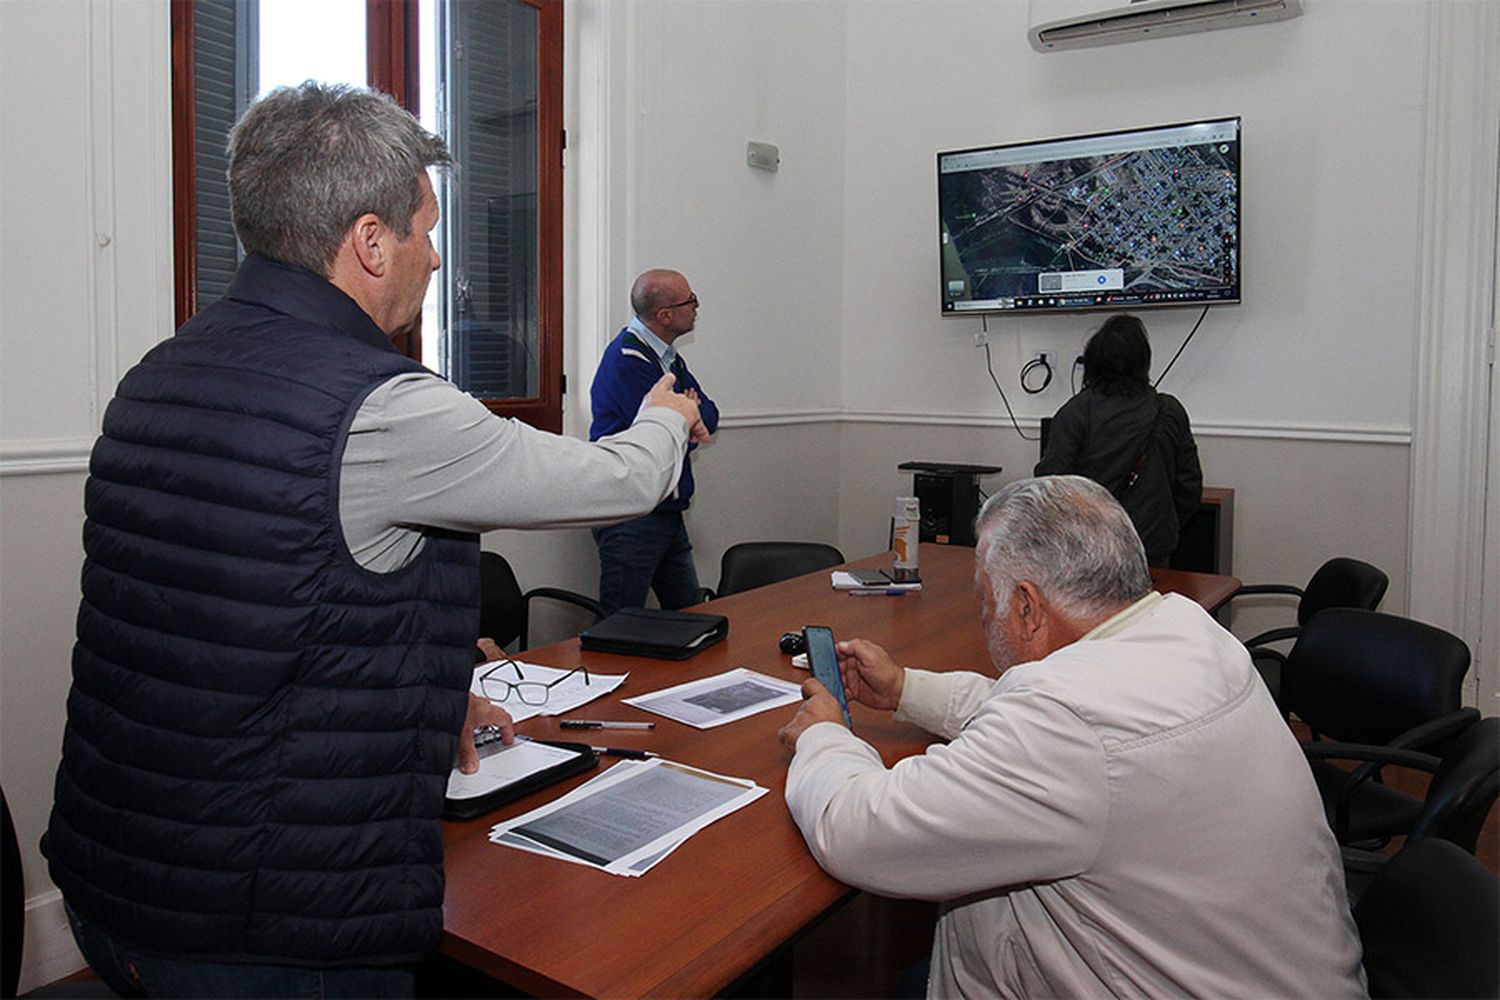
[477,658,591,707]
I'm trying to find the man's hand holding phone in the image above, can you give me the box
[834,638,905,711]
[779,625,855,752]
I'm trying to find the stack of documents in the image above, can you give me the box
[489,758,766,876]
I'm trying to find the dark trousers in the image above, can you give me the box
[593,509,701,615]
[65,902,415,998]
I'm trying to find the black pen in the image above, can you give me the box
[561,719,654,730]
[590,746,659,760]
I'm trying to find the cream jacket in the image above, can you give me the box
[786,593,1365,999]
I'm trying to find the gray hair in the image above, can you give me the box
[630,269,684,317]
[976,475,1151,619]
[227,82,451,276]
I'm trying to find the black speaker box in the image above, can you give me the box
[913,472,979,546]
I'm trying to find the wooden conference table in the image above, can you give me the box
[439,546,1240,998]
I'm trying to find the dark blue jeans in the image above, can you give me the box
[593,510,701,615]
[65,902,415,998]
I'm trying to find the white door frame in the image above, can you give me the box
[1407,0,1500,713]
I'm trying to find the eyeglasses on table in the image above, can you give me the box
[478,658,591,706]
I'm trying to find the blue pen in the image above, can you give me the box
[849,588,909,596]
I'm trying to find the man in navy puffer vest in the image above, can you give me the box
[47,82,707,998]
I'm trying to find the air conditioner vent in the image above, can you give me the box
[1030,0,1303,51]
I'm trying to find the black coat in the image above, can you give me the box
[1036,387,1203,561]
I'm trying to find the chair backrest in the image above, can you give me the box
[479,551,526,649]
[717,542,845,598]
[1354,837,1500,999]
[1297,557,1389,626]
[1411,716,1500,852]
[1285,609,1470,745]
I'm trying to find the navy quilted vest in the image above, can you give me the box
[48,256,479,966]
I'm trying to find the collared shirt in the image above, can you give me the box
[625,314,677,371]
[1081,590,1164,641]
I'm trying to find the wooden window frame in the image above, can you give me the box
[170,0,564,432]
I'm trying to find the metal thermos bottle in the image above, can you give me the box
[891,496,920,581]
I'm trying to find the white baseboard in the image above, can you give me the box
[19,889,86,995]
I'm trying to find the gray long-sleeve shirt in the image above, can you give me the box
[340,372,690,572]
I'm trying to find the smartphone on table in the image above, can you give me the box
[802,625,852,729]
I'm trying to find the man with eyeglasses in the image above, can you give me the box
[590,269,720,615]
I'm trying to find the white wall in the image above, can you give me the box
[836,0,1425,434]
[820,0,1430,642]
[1,0,174,990]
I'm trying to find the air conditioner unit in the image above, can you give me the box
[1028,0,1304,52]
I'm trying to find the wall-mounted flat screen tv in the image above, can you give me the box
[938,117,1240,315]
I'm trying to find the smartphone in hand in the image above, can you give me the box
[802,625,852,729]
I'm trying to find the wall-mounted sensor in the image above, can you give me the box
[746,141,780,172]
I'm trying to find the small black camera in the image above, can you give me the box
[778,631,806,655]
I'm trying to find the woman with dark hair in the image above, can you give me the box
[1035,314,1203,566]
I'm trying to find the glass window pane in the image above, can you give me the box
[192,0,255,310]
[435,0,541,400]
[419,0,442,373]
[257,0,366,95]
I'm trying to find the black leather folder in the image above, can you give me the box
[578,607,729,660]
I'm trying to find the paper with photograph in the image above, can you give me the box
[620,667,802,729]
[489,758,765,876]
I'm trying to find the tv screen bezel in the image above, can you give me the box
[936,116,1242,317]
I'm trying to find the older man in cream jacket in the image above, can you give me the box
[779,476,1364,999]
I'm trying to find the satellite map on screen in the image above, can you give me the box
[939,121,1240,312]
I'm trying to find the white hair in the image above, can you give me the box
[976,475,1151,620]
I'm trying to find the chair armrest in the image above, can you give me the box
[1302,740,1443,841]
[1332,710,1470,803]
[521,587,605,650]
[1388,707,1480,755]
[1227,583,1305,600]
[1247,646,1288,712]
[1243,625,1301,648]
[1302,741,1442,772]
[1247,646,1288,667]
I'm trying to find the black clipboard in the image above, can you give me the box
[444,736,598,820]
[578,607,729,660]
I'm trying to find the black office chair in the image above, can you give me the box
[1353,837,1499,999]
[710,542,845,599]
[1221,557,1388,704]
[1286,609,1477,846]
[3,788,21,999]
[479,551,603,652]
[1308,717,1499,901]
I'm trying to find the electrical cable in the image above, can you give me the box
[1070,355,1084,395]
[1019,356,1053,394]
[984,339,1039,441]
[1153,304,1210,388]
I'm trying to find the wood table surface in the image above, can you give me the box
[438,546,1240,998]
